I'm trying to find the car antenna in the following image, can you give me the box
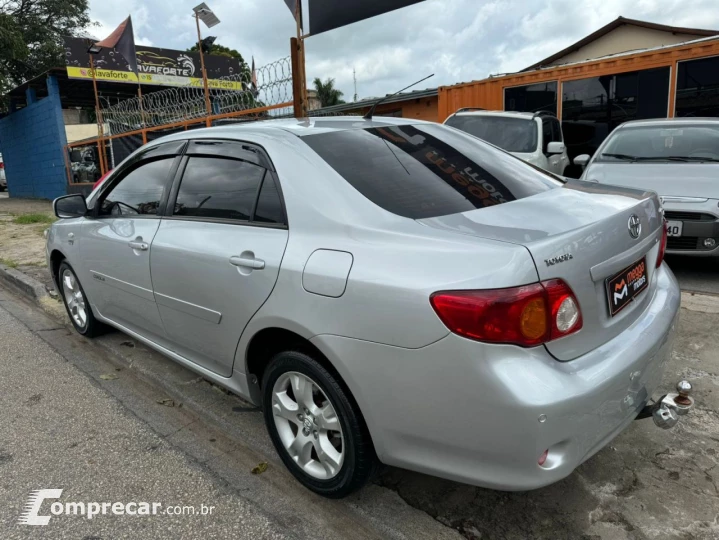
[363,74,435,120]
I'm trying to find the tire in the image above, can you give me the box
[57,261,104,337]
[262,350,377,498]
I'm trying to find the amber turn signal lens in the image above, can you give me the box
[520,298,548,340]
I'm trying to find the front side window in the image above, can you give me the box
[445,115,538,153]
[173,157,266,220]
[302,123,559,220]
[99,158,174,216]
[597,125,719,163]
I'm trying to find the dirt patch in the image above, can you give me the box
[0,198,53,268]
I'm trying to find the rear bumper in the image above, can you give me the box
[311,265,681,490]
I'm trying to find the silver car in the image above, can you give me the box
[576,118,719,256]
[48,117,682,498]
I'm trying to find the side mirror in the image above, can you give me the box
[547,142,566,155]
[574,154,591,168]
[54,194,88,219]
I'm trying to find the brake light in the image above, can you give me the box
[430,280,582,347]
[0,162,4,169]
[656,219,668,268]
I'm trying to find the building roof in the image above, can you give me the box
[311,87,438,116]
[521,16,719,72]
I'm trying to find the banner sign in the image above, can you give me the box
[308,0,425,35]
[63,37,244,90]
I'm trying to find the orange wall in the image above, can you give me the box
[437,38,719,122]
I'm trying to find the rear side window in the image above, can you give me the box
[302,124,558,219]
[174,157,265,220]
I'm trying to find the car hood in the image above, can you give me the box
[584,163,719,199]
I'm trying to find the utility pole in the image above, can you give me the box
[353,68,358,102]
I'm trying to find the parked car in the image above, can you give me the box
[0,154,6,192]
[444,109,570,175]
[48,117,686,498]
[576,118,719,256]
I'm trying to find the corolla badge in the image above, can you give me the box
[545,253,573,267]
[628,215,642,239]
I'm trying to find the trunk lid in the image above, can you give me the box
[419,181,664,361]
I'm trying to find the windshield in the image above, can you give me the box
[301,123,560,220]
[598,125,719,163]
[445,115,538,153]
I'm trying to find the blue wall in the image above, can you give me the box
[0,75,69,199]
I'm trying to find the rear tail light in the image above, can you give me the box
[656,219,668,268]
[430,279,582,347]
[0,162,4,169]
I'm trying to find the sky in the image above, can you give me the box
[87,0,719,101]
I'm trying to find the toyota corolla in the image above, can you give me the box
[47,117,686,498]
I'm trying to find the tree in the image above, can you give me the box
[0,0,94,94]
[187,41,250,82]
[313,77,345,107]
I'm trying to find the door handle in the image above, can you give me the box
[229,256,265,270]
[128,240,149,251]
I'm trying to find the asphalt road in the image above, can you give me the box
[665,255,719,296]
[0,287,459,540]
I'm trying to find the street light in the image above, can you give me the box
[192,2,220,125]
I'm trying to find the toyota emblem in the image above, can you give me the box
[628,215,641,239]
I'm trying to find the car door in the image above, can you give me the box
[80,144,184,341]
[149,140,289,377]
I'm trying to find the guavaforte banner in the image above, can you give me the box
[62,37,245,90]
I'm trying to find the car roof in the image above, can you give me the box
[172,116,436,139]
[617,117,719,129]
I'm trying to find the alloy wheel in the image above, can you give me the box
[271,371,345,480]
[61,268,88,330]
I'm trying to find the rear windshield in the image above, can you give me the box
[597,125,719,163]
[445,115,538,153]
[301,123,559,219]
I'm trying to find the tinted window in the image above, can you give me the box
[254,175,285,225]
[676,56,719,118]
[302,124,559,219]
[445,116,538,153]
[550,119,563,143]
[561,67,670,161]
[597,125,719,162]
[505,82,557,114]
[542,119,552,153]
[174,158,265,220]
[99,158,173,216]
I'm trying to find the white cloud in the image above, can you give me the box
[88,0,719,99]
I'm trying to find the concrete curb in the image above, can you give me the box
[0,263,50,301]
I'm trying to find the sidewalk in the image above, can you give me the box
[0,302,291,539]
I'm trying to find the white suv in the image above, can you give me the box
[444,109,570,175]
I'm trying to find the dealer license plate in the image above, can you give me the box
[606,257,648,317]
[666,221,683,237]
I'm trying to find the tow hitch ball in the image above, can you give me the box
[636,381,694,430]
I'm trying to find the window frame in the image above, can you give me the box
[163,139,288,230]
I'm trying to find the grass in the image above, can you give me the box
[0,258,18,269]
[13,213,55,225]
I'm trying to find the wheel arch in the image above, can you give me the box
[244,326,378,454]
[49,249,66,288]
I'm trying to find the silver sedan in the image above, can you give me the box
[48,117,681,498]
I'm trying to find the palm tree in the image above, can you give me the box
[313,77,346,107]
